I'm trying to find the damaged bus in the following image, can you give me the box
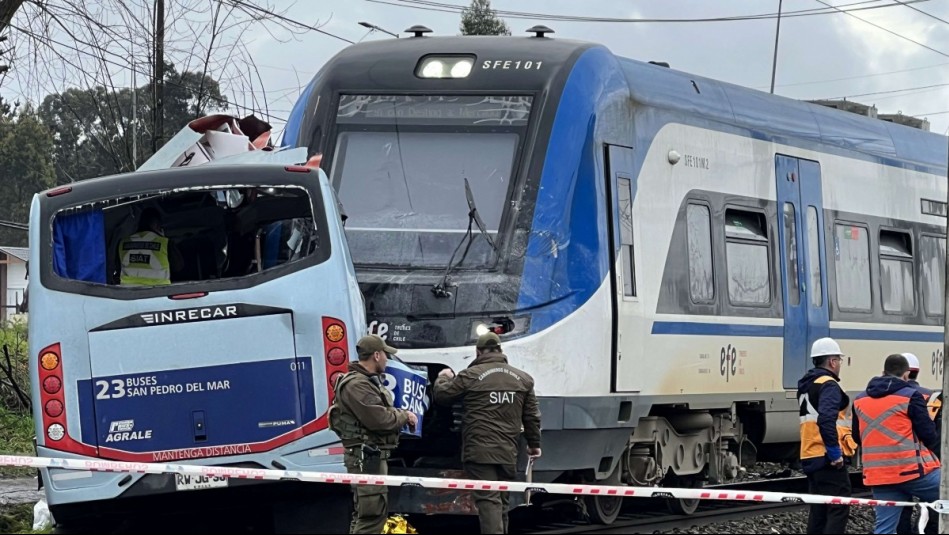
[29,164,364,530]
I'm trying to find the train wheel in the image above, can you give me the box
[583,466,623,525]
[665,475,702,516]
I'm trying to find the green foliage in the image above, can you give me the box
[0,405,33,455]
[0,320,29,413]
[37,62,226,184]
[460,0,511,36]
[0,107,56,245]
[0,503,37,534]
[0,405,34,478]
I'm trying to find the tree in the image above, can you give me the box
[0,105,56,245]
[460,0,511,36]
[4,1,321,172]
[38,62,225,182]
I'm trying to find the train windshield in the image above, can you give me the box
[330,94,531,268]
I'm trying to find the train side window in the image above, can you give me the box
[686,203,714,302]
[618,177,636,297]
[879,230,915,315]
[920,235,946,317]
[724,209,771,306]
[834,224,871,311]
[782,203,800,306]
[806,207,822,307]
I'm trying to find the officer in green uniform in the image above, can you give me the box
[434,332,542,534]
[329,334,418,534]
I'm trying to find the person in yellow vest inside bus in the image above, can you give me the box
[896,353,941,535]
[798,337,856,534]
[119,207,184,286]
[853,354,941,535]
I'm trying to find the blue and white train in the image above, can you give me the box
[283,27,948,523]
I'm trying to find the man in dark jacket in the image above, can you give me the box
[434,332,542,534]
[797,337,854,534]
[853,354,941,535]
[329,334,418,534]
[897,353,942,534]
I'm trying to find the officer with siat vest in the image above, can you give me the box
[119,207,183,286]
[434,332,542,535]
[854,354,941,535]
[328,334,418,534]
[896,353,942,534]
[798,337,856,534]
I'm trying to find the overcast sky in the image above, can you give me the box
[230,0,949,137]
[6,0,949,137]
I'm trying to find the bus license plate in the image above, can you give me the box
[175,473,229,491]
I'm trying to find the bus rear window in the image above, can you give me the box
[52,186,321,287]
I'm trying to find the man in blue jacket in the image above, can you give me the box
[798,337,854,534]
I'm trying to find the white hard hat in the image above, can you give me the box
[810,337,843,358]
[902,353,920,371]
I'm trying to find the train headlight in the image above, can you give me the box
[416,55,475,79]
[469,316,531,343]
[450,60,473,78]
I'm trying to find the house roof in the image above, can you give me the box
[0,247,29,262]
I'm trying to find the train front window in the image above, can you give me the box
[331,95,531,268]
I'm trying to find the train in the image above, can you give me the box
[281,26,948,524]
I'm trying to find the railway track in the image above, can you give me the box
[504,471,867,534]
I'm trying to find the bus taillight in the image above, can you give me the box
[37,343,96,456]
[44,399,64,418]
[326,347,346,366]
[38,343,65,440]
[322,317,349,403]
[42,376,61,394]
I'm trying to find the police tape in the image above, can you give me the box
[4,454,949,515]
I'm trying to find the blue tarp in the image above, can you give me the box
[53,210,106,283]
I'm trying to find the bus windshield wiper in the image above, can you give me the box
[432,178,499,299]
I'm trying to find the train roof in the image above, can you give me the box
[616,56,949,171]
[312,34,594,91]
[308,34,949,172]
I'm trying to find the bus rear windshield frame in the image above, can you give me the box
[37,165,332,300]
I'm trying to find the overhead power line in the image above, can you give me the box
[367,0,929,24]
[223,0,354,44]
[814,0,949,59]
[8,23,290,123]
[823,82,949,100]
[891,0,949,26]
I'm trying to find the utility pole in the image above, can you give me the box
[0,1,26,33]
[131,61,137,168]
[0,34,9,76]
[152,0,164,154]
[941,133,949,535]
[769,0,783,94]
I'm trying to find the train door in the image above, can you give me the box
[775,155,829,389]
[606,144,644,392]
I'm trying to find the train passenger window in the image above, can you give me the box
[618,177,636,297]
[834,224,871,311]
[686,204,713,302]
[806,207,822,307]
[879,230,915,314]
[783,203,800,306]
[920,235,946,317]
[724,209,771,305]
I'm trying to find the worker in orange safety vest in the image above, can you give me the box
[853,354,941,535]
